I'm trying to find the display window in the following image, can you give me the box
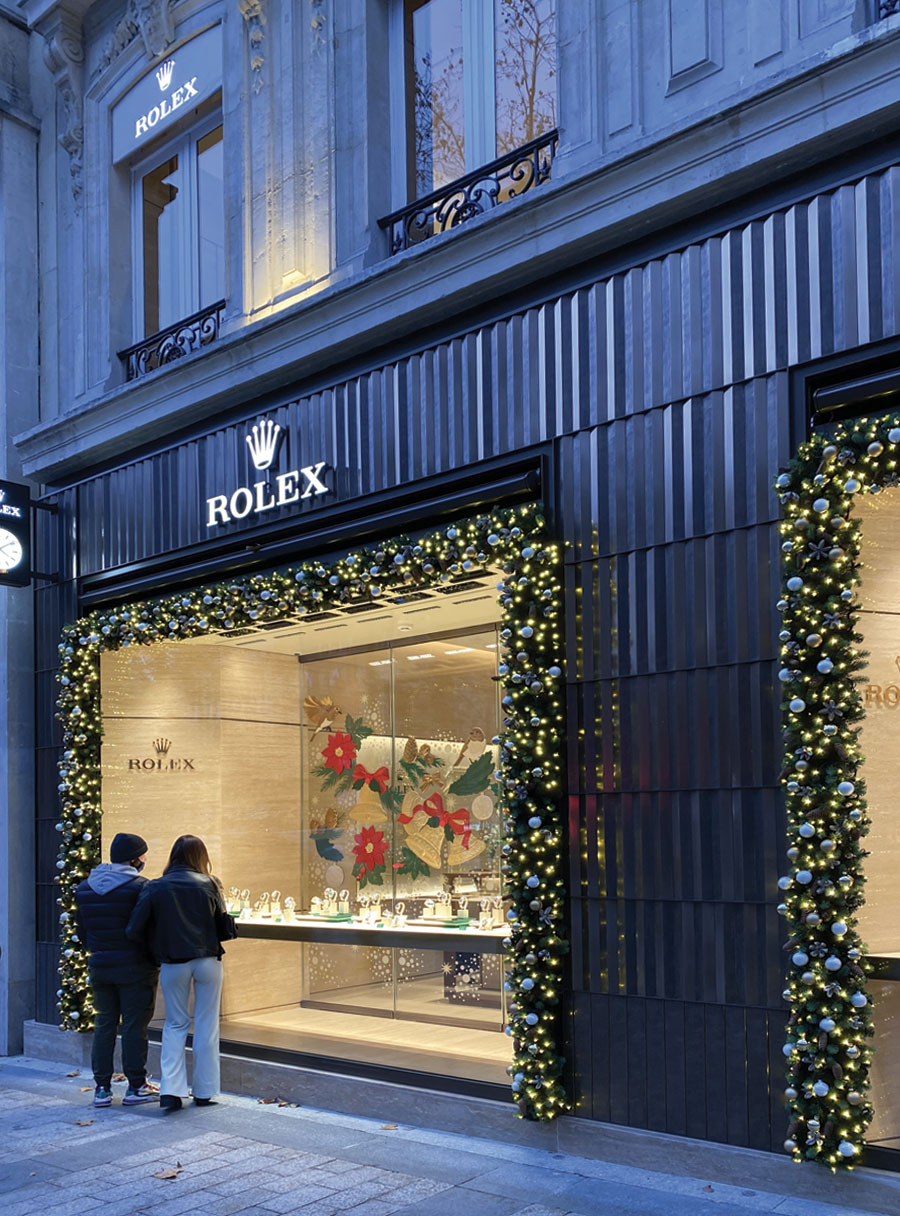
[845,493,900,1152]
[55,506,568,1117]
[776,416,900,1167]
[99,584,509,1082]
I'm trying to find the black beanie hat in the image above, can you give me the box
[110,832,148,864]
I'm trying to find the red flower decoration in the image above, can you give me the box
[322,732,357,774]
[352,825,388,874]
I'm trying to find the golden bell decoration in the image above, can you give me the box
[447,835,486,866]
[404,821,444,869]
[349,780,387,823]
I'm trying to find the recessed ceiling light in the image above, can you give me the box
[397,624,413,632]
[406,653,434,661]
[445,647,474,655]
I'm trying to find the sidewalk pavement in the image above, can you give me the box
[1,1056,900,1216]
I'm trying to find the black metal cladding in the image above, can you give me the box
[33,158,900,1151]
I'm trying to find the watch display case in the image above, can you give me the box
[99,578,511,1083]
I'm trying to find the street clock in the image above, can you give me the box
[0,480,31,587]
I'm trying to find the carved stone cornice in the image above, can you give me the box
[40,7,84,201]
[97,1,175,75]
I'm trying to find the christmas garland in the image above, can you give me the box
[54,502,569,1120]
[775,417,900,1166]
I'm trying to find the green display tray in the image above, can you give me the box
[407,917,471,929]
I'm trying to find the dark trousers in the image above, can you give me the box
[89,964,159,1089]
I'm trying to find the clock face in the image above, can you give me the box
[0,528,23,571]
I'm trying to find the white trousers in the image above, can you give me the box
[159,957,223,1100]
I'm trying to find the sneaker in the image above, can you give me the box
[93,1086,112,1107]
[123,1082,160,1105]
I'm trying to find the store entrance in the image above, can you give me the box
[99,574,511,1086]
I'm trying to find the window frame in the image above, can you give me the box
[391,0,555,208]
[130,108,224,342]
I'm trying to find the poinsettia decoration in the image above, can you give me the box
[321,732,356,774]
[352,825,388,888]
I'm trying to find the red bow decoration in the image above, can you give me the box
[353,764,390,793]
[399,792,472,848]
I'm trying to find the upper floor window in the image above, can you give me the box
[405,0,557,199]
[135,115,224,339]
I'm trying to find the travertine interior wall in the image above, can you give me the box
[100,643,302,1015]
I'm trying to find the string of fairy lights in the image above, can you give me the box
[775,416,900,1168]
[54,503,569,1120]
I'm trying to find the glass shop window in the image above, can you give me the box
[404,0,557,198]
[136,118,224,337]
[851,492,900,1150]
[99,576,510,1086]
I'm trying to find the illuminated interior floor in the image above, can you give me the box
[151,973,510,1084]
[218,1003,510,1084]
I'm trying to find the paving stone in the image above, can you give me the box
[511,1207,573,1216]
[390,1187,522,1216]
[254,1183,339,1212]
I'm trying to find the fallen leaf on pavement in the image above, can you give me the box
[703,1185,714,1193]
[112,1073,126,1082]
[257,1097,278,1104]
[153,1167,183,1181]
[80,1087,92,1092]
[381,1124,398,1130]
[66,1070,81,1077]
[75,1119,93,1126]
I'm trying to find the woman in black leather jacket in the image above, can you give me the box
[127,834,236,1111]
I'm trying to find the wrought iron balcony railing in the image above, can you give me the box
[118,298,226,382]
[880,1,900,15]
[378,129,559,256]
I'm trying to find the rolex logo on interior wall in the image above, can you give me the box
[128,739,195,772]
[155,60,175,91]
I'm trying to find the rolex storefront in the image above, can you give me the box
[45,411,566,1112]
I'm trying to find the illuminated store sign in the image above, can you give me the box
[205,417,329,528]
[111,24,222,163]
[0,478,31,588]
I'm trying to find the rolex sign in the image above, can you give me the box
[0,479,31,588]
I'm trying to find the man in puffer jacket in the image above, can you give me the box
[74,832,160,1108]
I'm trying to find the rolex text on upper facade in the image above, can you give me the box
[205,416,330,528]
[134,76,199,140]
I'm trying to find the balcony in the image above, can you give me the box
[378,130,559,257]
[118,299,226,382]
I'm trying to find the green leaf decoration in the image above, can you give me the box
[394,846,431,880]
[344,713,373,749]
[379,786,405,814]
[448,752,494,796]
[443,824,455,842]
[352,861,385,889]
[400,758,426,784]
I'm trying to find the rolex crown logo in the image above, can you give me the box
[153,738,172,756]
[246,418,282,471]
[155,59,175,91]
